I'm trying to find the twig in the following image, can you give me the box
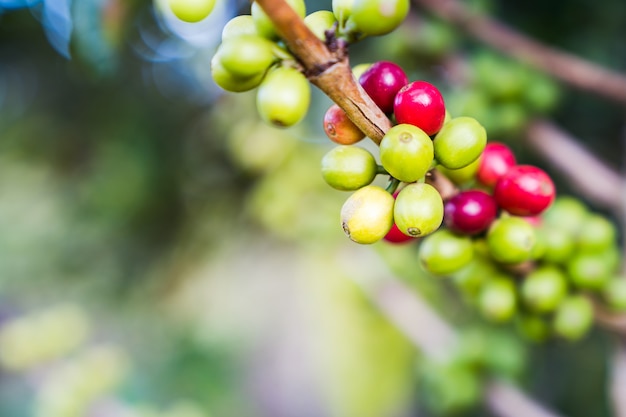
[412,0,626,105]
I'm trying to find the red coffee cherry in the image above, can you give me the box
[384,191,415,244]
[323,104,365,145]
[494,165,555,216]
[444,190,498,235]
[393,80,446,136]
[476,142,517,187]
[359,61,408,114]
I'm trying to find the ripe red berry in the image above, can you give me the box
[323,104,365,145]
[494,165,555,216]
[476,142,517,187]
[384,222,415,243]
[393,80,446,136]
[444,190,498,235]
[359,61,408,114]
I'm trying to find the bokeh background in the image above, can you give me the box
[0,0,624,416]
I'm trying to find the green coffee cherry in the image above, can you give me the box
[321,146,377,191]
[434,117,487,170]
[349,0,410,36]
[567,252,612,291]
[218,35,276,78]
[379,124,434,183]
[542,196,589,235]
[340,185,394,244]
[252,0,306,39]
[452,258,498,300]
[521,265,568,313]
[420,361,482,416]
[221,15,258,40]
[436,157,480,186]
[602,279,626,311]
[576,214,617,253]
[394,183,444,238]
[487,217,536,264]
[332,0,355,23]
[304,10,337,40]
[168,0,215,23]
[211,53,265,92]
[538,226,575,264]
[478,276,517,322]
[256,67,310,128]
[419,230,474,276]
[553,295,594,341]
[516,314,550,343]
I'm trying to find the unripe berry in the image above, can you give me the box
[323,104,365,145]
[252,0,306,39]
[393,81,446,136]
[487,217,536,264]
[567,252,612,291]
[217,35,276,78]
[521,266,568,313]
[433,117,487,170]
[340,185,394,244]
[350,0,410,36]
[211,53,265,92]
[553,295,594,341]
[494,165,555,217]
[419,229,474,276]
[394,183,444,238]
[359,61,408,113]
[444,190,498,235]
[383,222,414,244]
[576,214,617,252]
[603,279,626,311]
[168,0,215,22]
[476,142,516,187]
[479,277,517,322]
[221,15,258,41]
[304,10,337,40]
[256,67,310,128]
[321,146,377,191]
[379,124,434,183]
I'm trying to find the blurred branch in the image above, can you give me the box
[525,119,624,215]
[412,0,626,105]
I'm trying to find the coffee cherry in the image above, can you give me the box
[603,279,626,311]
[221,15,258,41]
[211,53,265,92]
[350,0,410,36]
[553,295,594,341]
[168,0,215,22]
[567,252,612,291]
[436,158,480,186]
[252,0,306,39]
[323,104,365,145]
[340,185,394,244]
[434,117,487,170]
[487,217,536,264]
[538,226,575,264]
[576,214,617,252]
[419,230,474,276]
[516,314,550,343]
[217,35,276,78]
[256,67,310,127]
[444,190,498,235]
[394,81,446,136]
[384,222,414,243]
[394,183,444,238]
[379,124,434,183]
[321,146,377,191]
[476,142,516,187]
[542,196,589,235]
[304,10,337,40]
[358,61,408,113]
[479,276,517,322]
[494,165,555,217]
[452,257,498,299]
[521,266,568,313]
[332,0,355,23]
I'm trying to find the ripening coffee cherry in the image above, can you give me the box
[340,185,394,244]
[419,229,474,276]
[576,214,617,252]
[384,191,414,243]
[487,217,536,264]
[304,10,337,40]
[394,81,446,136]
[168,0,215,22]
[476,142,516,187]
[211,53,265,92]
[521,266,568,313]
[567,252,612,291]
[352,63,372,80]
[221,15,258,41]
[494,165,555,217]
[359,61,408,113]
[434,117,487,170]
[444,190,498,235]
[350,0,410,36]
[379,124,434,183]
[252,0,306,39]
[321,146,377,191]
[217,35,276,78]
[394,183,444,238]
[553,295,594,341]
[256,67,310,128]
[323,104,365,145]
[478,276,517,322]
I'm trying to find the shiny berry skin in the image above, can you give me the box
[393,81,446,136]
[321,146,377,191]
[168,0,215,22]
[419,229,474,276]
[444,190,498,235]
[341,185,394,244]
[476,142,516,187]
[487,217,536,264]
[379,123,434,183]
[323,104,365,145]
[350,0,410,36]
[394,183,444,238]
[256,66,310,128]
[384,222,414,243]
[359,61,408,113]
[494,165,555,216]
[433,117,486,169]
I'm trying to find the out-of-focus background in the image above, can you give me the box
[0,0,624,416]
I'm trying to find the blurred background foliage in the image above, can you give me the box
[0,0,623,416]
